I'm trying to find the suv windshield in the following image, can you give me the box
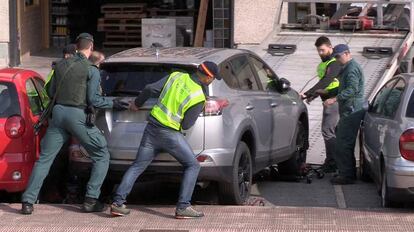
[100,63,196,96]
[0,81,20,118]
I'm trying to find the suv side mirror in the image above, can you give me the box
[279,78,291,92]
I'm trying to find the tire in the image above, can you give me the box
[218,141,252,205]
[278,121,307,176]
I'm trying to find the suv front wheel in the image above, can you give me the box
[218,141,252,205]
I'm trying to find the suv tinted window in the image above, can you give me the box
[220,62,239,89]
[26,79,43,115]
[101,64,195,96]
[0,82,20,118]
[249,56,279,92]
[229,56,260,91]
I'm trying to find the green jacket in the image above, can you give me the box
[336,59,365,117]
[47,53,113,109]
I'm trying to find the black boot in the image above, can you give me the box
[21,202,33,215]
[81,197,106,213]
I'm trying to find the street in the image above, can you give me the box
[2,176,414,231]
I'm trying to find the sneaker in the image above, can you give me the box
[330,176,354,185]
[21,202,33,215]
[81,197,106,213]
[175,206,204,219]
[110,203,131,216]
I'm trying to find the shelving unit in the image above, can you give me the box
[50,0,70,48]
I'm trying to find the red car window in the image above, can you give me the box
[0,81,20,118]
[25,79,43,115]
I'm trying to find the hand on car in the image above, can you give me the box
[300,93,307,100]
[129,100,139,111]
[323,98,336,107]
[113,98,130,111]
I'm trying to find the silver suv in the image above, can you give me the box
[69,47,309,205]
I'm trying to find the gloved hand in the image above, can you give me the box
[112,98,129,111]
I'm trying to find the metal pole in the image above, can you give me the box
[411,0,414,33]
[377,3,383,27]
[8,0,19,67]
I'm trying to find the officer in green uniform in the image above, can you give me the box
[110,61,221,219]
[324,44,365,185]
[301,36,341,173]
[21,33,129,215]
[44,44,77,94]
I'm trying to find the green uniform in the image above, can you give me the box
[334,58,366,179]
[22,53,113,204]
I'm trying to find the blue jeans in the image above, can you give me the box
[113,123,201,209]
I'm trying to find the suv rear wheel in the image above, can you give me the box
[218,141,252,205]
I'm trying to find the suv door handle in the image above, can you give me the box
[245,105,254,110]
[270,102,278,108]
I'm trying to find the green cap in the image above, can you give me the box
[76,33,94,42]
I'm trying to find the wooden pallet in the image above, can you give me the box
[97,23,141,32]
[147,8,197,17]
[101,3,146,14]
[105,32,141,42]
[98,18,143,25]
[104,12,147,19]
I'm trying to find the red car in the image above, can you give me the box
[0,68,48,193]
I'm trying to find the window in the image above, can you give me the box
[26,79,43,115]
[100,64,194,96]
[33,77,50,108]
[220,62,239,89]
[229,56,260,91]
[406,90,414,118]
[371,78,405,118]
[0,82,20,118]
[249,56,279,92]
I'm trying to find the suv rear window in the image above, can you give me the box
[0,82,20,118]
[100,64,196,96]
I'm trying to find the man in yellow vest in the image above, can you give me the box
[301,36,342,173]
[110,61,221,219]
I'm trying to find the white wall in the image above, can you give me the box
[0,0,9,67]
[234,0,286,45]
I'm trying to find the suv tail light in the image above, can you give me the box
[399,129,414,161]
[5,115,26,139]
[203,97,229,116]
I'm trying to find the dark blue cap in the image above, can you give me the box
[198,61,222,80]
[333,44,350,57]
[76,33,94,42]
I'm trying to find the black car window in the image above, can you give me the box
[0,82,20,118]
[249,56,279,92]
[381,79,405,118]
[26,79,43,115]
[371,78,399,115]
[100,64,195,96]
[220,62,239,89]
[229,55,260,91]
[406,89,414,118]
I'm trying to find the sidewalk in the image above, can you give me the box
[1,203,414,232]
